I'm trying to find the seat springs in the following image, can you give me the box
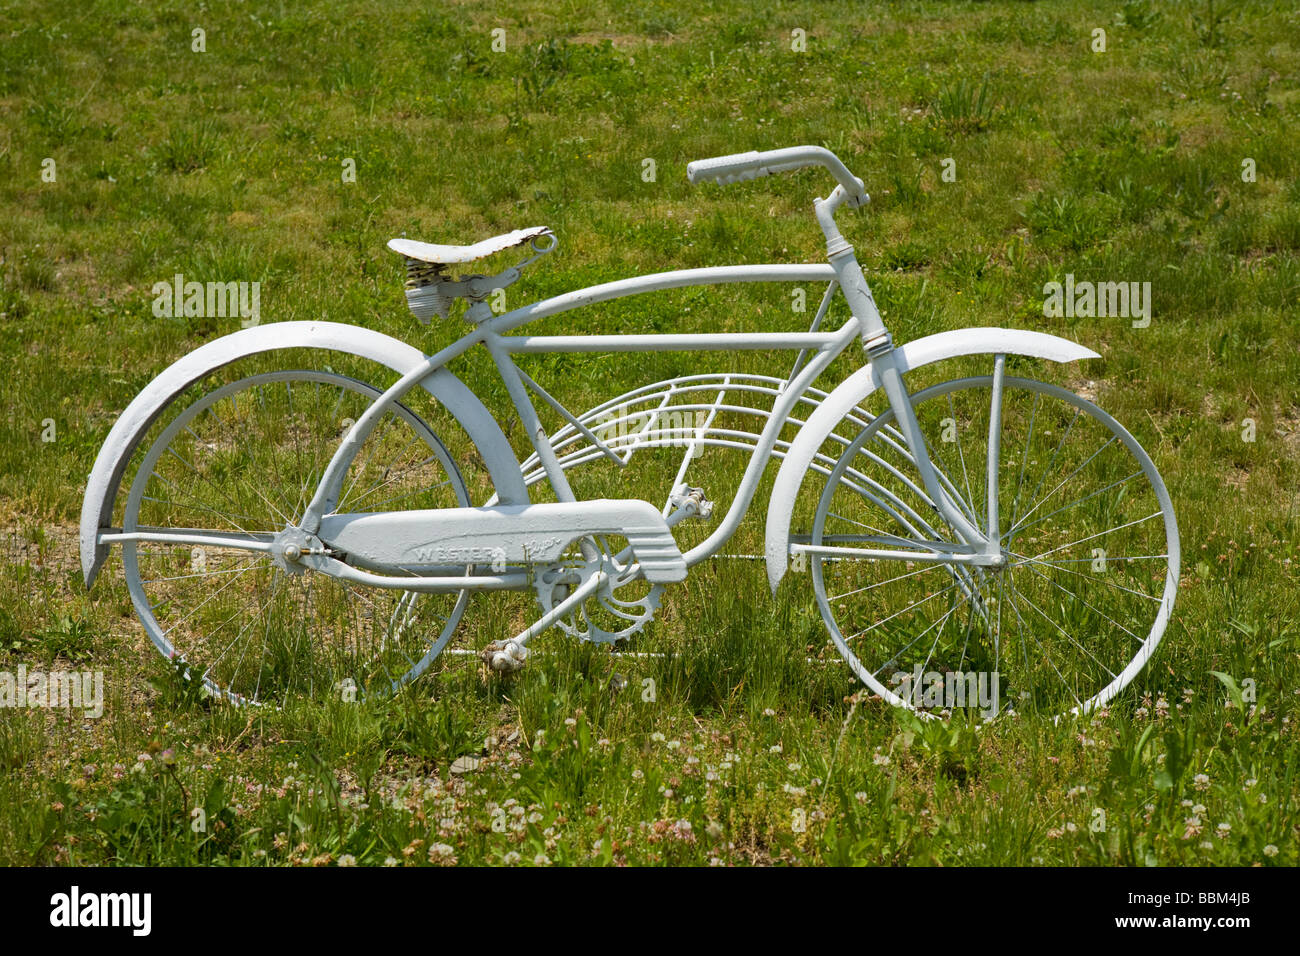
[402,259,456,324]
[404,258,448,289]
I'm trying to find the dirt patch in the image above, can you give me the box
[1274,404,1300,460]
[1,523,81,576]
[1064,377,1101,403]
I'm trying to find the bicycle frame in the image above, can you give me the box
[293,261,989,590]
[86,198,1028,607]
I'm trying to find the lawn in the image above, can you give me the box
[0,0,1297,866]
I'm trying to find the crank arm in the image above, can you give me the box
[510,566,611,648]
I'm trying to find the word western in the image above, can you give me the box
[152,273,261,327]
[0,666,103,718]
[1042,274,1151,327]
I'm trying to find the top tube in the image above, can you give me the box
[479,263,837,337]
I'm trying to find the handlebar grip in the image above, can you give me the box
[686,152,773,186]
[686,146,869,207]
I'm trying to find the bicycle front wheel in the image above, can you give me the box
[809,375,1179,719]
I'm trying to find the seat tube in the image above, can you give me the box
[485,337,577,504]
[486,337,600,563]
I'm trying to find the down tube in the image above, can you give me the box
[682,315,860,568]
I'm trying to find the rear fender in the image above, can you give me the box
[80,321,527,587]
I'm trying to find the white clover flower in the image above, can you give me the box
[1263,844,1279,857]
[533,853,551,866]
[428,843,456,863]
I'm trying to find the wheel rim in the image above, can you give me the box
[121,370,471,704]
[810,375,1179,719]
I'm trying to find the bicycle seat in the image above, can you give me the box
[387,227,552,266]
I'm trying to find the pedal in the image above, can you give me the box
[480,640,528,673]
[668,485,714,521]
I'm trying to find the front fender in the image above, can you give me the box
[80,321,528,588]
[763,327,1100,592]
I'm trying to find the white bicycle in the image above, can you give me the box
[80,146,1180,718]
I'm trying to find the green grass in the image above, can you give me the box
[1,0,1298,866]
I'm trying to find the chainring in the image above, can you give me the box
[533,546,664,644]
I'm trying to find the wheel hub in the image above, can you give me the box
[271,527,323,575]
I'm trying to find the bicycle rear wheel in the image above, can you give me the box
[121,369,472,704]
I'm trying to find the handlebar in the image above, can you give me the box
[686,146,869,207]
